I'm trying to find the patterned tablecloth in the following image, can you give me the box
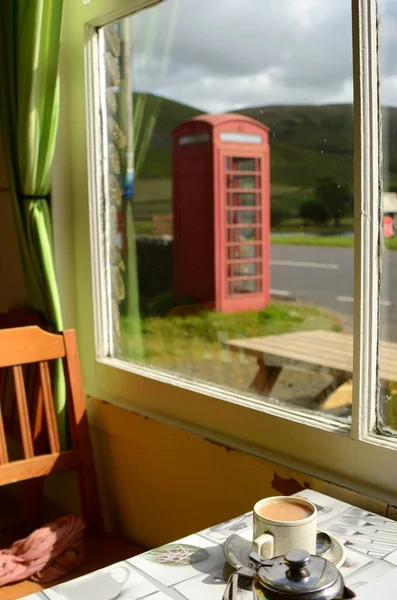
[23,490,397,600]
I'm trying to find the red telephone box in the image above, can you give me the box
[172,114,270,313]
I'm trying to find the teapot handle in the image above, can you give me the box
[223,567,255,600]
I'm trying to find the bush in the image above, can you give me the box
[299,199,330,226]
[271,201,296,227]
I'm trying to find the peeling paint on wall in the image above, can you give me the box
[272,472,311,495]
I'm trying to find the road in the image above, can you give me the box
[270,244,397,341]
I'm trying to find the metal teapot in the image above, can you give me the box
[223,550,355,600]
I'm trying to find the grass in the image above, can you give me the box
[271,234,354,248]
[119,302,341,395]
[271,234,397,250]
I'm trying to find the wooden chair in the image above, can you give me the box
[0,326,143,599]
[0,307,51,530]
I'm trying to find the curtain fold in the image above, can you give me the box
[0,0,66,448]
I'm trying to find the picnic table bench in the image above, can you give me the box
[224,330,397,409]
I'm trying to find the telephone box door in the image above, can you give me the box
[217,153,269,312]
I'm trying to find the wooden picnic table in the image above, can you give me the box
[224,330,397,408]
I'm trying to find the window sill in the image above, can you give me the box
[88,356,397,505]
[96,355,350,435]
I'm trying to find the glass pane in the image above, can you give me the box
[226,157,256,172]
[227,193,257,207]
[229,279,259,295]
[227,227,258,242]
[228,210,257,225]
[378,0,397,433]
[229,175,256,189]
[96,1,354,424]
[228,245,260,260]
[228,262,258,277]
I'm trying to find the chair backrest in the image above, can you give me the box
[0,326,103,530]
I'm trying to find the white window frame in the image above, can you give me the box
[57,0,397,502]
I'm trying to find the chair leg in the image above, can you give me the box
[63,331,104,531]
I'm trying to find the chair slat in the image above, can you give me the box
[12,366,34,459]
[39,361,60,453]
[31,364,44,441]
[0,368,6,411]
[0,403,8,464]
[0,369,7,464]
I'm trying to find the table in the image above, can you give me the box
[22,489,397,600]
[224,330,397,408]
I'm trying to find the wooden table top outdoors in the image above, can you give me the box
[224,329,397,382]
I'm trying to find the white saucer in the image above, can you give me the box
[223,528,346,570]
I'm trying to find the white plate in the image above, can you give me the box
[223,528,346,569]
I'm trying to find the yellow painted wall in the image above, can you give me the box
[82,397,390,550]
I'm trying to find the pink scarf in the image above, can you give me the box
[0,515,85,586]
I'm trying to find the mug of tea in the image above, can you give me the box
[253,495,317,559]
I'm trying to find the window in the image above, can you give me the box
[75,0,397,495]
[378,0,397,435]
[92,0,359,422]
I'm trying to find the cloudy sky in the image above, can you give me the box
[130,0,397,113]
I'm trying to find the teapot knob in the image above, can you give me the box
[285,550,311,577]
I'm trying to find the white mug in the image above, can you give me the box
[253,496,317,559]
[53,566,130,600]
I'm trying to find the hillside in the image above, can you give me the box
[240,104,355,188]
[135,93,397,188]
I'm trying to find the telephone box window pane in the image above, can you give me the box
[227,227,258,242]
[241,210,257,224]
[228,210,257,225]
[226,157,256,172]
[239,176,256,189]
[227,193,257,207]
[231,279,258,294]
[241,194,257,206]
[228,262,258,277]
[227,245,260,260]
[227,175,256,189]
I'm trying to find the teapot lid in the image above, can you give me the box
[253,550,344,600]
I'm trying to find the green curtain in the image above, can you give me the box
[0,0,66,448]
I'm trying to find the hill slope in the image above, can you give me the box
[135,93,397,188]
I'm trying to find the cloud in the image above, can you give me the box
[129,0,397,111]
